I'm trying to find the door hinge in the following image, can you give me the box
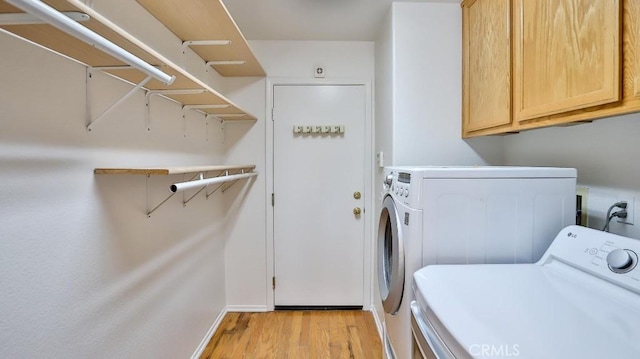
[272,276,276,289]
[271,107,274,121]
[271,193,275,206]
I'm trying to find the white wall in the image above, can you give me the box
[250,40,375,79]
[373,7,394,333]
[0,1,256,357]
[372,1,506,328]
[504,113,640,239]
[390,2,504,167]
[220,77,268,310]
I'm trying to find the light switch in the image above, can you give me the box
[312,126,322,133]
[302,126,311,133]
[293,125,302,133]
[377,152,384,168]
[321,126,331,133]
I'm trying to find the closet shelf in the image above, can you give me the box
[95,165,257,217]
[136,0,265,77]
[94,165,256,176]
[0,0,256,121]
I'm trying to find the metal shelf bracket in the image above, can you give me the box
[221,168,248,193]
[181,40,231,69]
[144,89,207,130]
[146,172,199,218]
[86,66,151,131]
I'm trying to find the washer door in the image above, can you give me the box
[377,195,405,314]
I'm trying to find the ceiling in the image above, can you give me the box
[221,0,395,41]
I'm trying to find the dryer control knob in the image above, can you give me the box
[384,174,394,186]
[607,249,633,270]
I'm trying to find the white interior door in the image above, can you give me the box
[273,84,366,307]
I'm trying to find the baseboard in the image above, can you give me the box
[369,304,384,340]
[225,305,268,312]
[190,307,228,359]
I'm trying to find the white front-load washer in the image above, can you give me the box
[379,170,422,359]
[378,166,577,359]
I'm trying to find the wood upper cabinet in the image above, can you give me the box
[513,0,621,122]
[630,1,640,98]
[462,0,512,135]
[461,0,640,138]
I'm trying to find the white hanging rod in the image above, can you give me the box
[170,172,257,193]
[0,11,88,25]
[5,0,176,85]
[207,60,247,66]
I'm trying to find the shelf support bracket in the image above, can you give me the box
[182,104,232,118]
[146,192,175,218]
[145,89,207,131]
[206,171,229,199]
[182,40,231,50]
[222,168,246,193]
[183,172,206,206]
[205,60,247,73]
[206,60,246,66]
[86,67,152,131]
[146,172,200,217]
[184,171,229,205]
[207,114,254,143]
[182,104,232,138]
[181,40,231,69]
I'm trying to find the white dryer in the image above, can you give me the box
[411,225,640,358]
[378,166,577,359]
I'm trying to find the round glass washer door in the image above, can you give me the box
[377,195,405,314]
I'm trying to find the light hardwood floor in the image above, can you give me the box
[200,310,382,359]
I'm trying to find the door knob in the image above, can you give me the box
[353,207,362,215]
[353,191,361,199]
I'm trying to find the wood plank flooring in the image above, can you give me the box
[200,310,382,359]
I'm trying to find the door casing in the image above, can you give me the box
[265,77,374,311]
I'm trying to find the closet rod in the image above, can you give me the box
[5,0,176,85]
[170,172,257,193]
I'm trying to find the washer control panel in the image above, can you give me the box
[540,225,640,293]
[391,182,410,198]
[382,168,420,207]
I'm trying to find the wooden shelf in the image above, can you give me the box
[94,165,256,176]
[136,0,265,77]
[0,0,256,120]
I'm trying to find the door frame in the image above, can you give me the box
[265,77,374,311]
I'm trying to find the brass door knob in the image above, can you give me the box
[353,207,362,215]
[353,191,361,199]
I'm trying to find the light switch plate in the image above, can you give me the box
[377,152,384,168]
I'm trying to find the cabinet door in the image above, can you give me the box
[629,0,640,98]
[514,0,621,122]
[462,0,512,134]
